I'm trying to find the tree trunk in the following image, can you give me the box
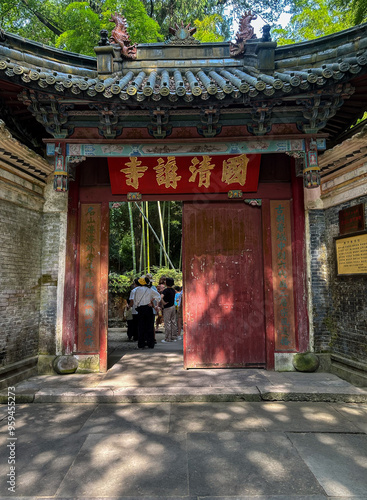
[20,0,63,36]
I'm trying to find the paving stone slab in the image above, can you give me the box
[8,374,104,390]
[288,433,367,496]
[78,403,170,435]
[8,403,97,436]
[169,402,266,433]
[0,434,87,496]
[263,371,357,386]
[57,432,188,497]
[187,432,325,497]
[244,402,362,432]
[330,403,367,433]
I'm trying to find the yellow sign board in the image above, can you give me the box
[336,232,367,275]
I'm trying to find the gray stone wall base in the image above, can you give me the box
[315,353,332,372]
[0,356,38,389]
[330,354,367,387]
[315,352,367,387]
[38,355,57,375]
[274,353,296,372]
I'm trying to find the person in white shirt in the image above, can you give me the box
[133,276,161,349]
[127,278,139,341]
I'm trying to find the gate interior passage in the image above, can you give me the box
[183,202,266,368]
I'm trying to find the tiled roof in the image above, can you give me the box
[0,50,366,103]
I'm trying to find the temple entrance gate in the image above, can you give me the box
[62,148,308,373]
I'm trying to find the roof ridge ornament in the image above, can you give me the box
[167,21,199,45]
[109,12,137,60]
[230,10,257,57]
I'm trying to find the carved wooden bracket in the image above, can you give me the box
[18,90,74,138]
[197,107,222,138]
[148,107,172,139]
[297,95,343,134]
[89,103,123,139]
[248,100,281,136]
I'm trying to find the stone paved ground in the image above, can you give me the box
[1,328,367,498]
[0,401,367,499]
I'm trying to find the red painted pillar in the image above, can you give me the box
[99,201,109,372]
[62,173,80,354]
[262,199,275,370]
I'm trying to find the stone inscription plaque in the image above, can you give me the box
[270,200,296,351]
[78,204,101,352]
[336,232,367,275]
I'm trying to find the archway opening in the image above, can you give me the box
[107,200,183,368]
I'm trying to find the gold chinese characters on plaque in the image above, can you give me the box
[335,232,367,275]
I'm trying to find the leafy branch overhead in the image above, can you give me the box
[0,0,363,54]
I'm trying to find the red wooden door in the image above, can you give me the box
[183,202,266,368]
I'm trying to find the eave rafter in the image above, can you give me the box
[12,82,357,140]
[0,119,52,184]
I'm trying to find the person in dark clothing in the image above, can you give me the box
[133,276,161,349]
[161,277,177,343]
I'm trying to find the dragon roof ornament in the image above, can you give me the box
[230,10,257,57]
[109,13,137,60]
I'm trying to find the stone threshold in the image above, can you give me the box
[1,384,367,404]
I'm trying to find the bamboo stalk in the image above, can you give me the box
[128,202,136,274]
[146,201,150,274]
[167,202,171,259]
[157,201,167,267]
[179,239,182,271]
[134,202,175,269]
[141,202,146,273]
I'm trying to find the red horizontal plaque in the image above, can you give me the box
[108,154,261,194]
[339,204,365,235]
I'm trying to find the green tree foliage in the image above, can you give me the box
[55,2,101,54]
[0,0,63,45]
[273,0,354,45]
[108,267,182,303]
[142,0,295,38]
[332,0,367,24]
[1,0,162,55]
[108,271,134,297]
[0,0,312,53]
[149,266,183,286]
[109,201,182,275]
[194,14,225,42]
